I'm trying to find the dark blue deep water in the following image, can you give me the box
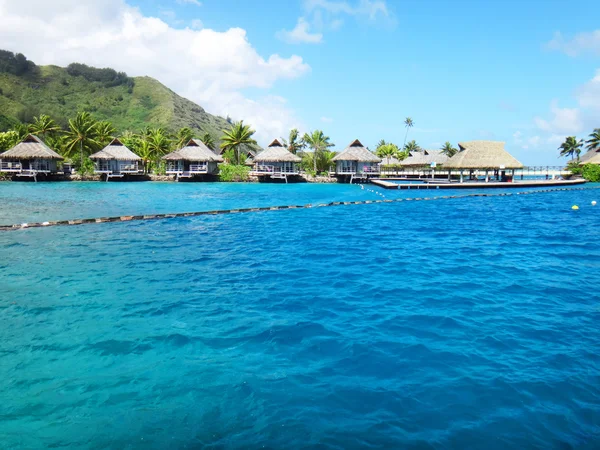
[1,182,599,449]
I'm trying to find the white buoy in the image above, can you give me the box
[592,201,597,206]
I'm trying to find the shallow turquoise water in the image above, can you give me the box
[1,182,599,448]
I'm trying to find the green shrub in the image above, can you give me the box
[218,164,250,182]
[566,161,583,175]
[581,164,600,182]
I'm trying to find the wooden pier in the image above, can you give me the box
[371,179,587,190]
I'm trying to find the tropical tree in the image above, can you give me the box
[403,117,414,148]
[95,121,116,147]
[316,150,337,173]
[376,143,399,163]
[404,139,421,153]
[376,139,387,151]
[29,114,60,142]
[0,131,19,151]
[559,136,584,161]
[12,123,30,141]
[440,141,457,157]
[45,134,69,156]
[220,121,257,165]
[585,128,600,152]
[200,132,215,150]
[286,128,305,154]
[176,127,194,149]
[146,128,172,161]
[136,140,153,174]
[64,112,100,169]
[302,130,334,172]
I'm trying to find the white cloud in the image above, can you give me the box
[190,19,203,30]
[0,0,310,144]
[320,116,333,123]
[546,30,600,57]
[177,0,202,6]
[577,69,600,110]
[534,100,583,134]
[277,17,323,44]
[304,0,389,20]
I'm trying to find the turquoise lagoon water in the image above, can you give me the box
[1,182,599,448]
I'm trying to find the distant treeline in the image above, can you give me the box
[66,63,135,89]
[0,50,37,76]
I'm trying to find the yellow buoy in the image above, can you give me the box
[572,205,579,210]
[592,201,597,206]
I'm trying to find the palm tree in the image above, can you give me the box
[376,143,400,164]
[302,130,334,172]
[404,140,421,153]
[64,112,100,169]
[403,117,414,148]
[559,136,584,161]
[146,128,172,159]
[136,140,153,174]
[95,121,116,147]
[176,127,194,149]
[376,139,387,151]
[29,114,60,142]
[45,134,69,156]
[200,132,215,150]
[585,128,600,152]
[317,150,337,172]
[12,123,30,141]
[440,141,457,157]
[220,121,257,165]
[286,128,305,154]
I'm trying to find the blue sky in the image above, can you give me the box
[2,0,600,164]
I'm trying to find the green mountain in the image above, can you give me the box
[0,51,231,141]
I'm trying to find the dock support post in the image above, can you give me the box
[460,170,464,183]
[485,170,489,183]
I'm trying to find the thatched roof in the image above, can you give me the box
[89,138,141,161]
[1,134,63,160]
[444,141,523,169]
[254,138,301,163]
[163,139,224,162]
[580,149,600,165]
[332,139,381,162]
[400,150,449,167]
[379,155,402,165]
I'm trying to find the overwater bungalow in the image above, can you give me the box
[250,139,301,182]
[332,139,381,183]
[444,141,523,182]
[163,139,224,180]
[400,150,449,169]
[89,138,143,180]
[0,134,63,181]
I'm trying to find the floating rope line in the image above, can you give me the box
[2,186,598,232]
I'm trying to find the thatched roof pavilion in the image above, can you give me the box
[379,155,402,165]
[400,150,449,167]
[444,141,523,169]
[579,149,600,165]
[254,139,301,163]
[332,139,381,162]
[89,138,141,161]
[163,139,224,163]
[1,134,63,160]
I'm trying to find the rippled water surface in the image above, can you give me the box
[1,182,599,449]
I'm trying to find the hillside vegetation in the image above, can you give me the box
[0,50,230,142]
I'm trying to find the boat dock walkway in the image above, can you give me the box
[371,179,587,190]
